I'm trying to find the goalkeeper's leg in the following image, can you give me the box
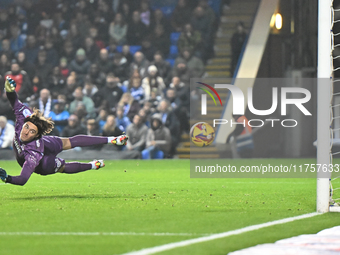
[60,160,105,174]
[60,134,128,150]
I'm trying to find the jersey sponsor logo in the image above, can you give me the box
[23,109,31,118]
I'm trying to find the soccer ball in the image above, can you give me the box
[190,122,215,147]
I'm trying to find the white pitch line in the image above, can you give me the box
[122,212,322,255]
[0,232,205,237]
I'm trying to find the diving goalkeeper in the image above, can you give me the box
[0,77,128,186]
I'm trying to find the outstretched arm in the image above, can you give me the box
[0,151,40,186]
[5,77,19,108]
[5,77,32,125]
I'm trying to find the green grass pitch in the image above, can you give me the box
[1,159,340,255]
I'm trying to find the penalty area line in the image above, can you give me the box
[122,212,322,255]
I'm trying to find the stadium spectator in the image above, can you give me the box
[49,26,63,53]
[59,57,70,78]
[84,36,100,63]
[148,91,161,111]
[88,26,105,49]
[119,2,131,21]
[138,108,151,127]
[47,66,66,98]
[82,80,98,98]
[0,39,14,60]
[96,109,108,133]
[191,6,214,61]
[0,91,14,121]
[126,114,148,151]
[88,63,106,88]
[139,0,154,28]
[69,87,96,119]
[116,106,131,132]
[17,51,35,80]
[122,44,133,65]
[9,23,25,53]
[0,53,10,77]
[0,11,9,37]
[60,40,75,63]
[151,9,171,37]
[49,99,70,133]
[169,76,190,112]
[141,37,155,62]
[35,24,49,47]
[0,115,15,149]
[112,53,129,82]
[231,22,247,77]
[142,113,171,159]
[129,51,150,78]
[85,119,102,150]
[157,99,180,155]
[38,88,52,118]
[35,49,53,86]
[44,38,59,67]
[198,0,216,27]
[112,0,123,13]
[93,73,123,112]
[191,6,211,40]
[5,61,32,101]
[96,48,112,75]
[23,35,39,64]
[126,11,148,45]
[151,52,172,85]
[61,114,86,138]
[67,21,85,50]
[106,39,119,60]
[151,25,170,60]
[171,0,192,32]
[175,49,205,78]
[102,114,123,137]
[95,2,113,43]
[128,71,144,101]
[31,76,43,96]
[171,61,193,85]
[166,87,189,133]
[109,13,127,45]
[117,92,140,121]
[177,23,202,56]
[69,48,91,81]
[60,75,78,104]
[142,65,165,101]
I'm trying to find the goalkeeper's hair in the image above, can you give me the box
[24,109,54,138]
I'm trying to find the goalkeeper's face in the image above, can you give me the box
[20,122,38,143]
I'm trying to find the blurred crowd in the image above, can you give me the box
[0,0,219,158]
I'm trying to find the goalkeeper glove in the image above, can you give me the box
[0,168,8,182]
[4,76,16,93]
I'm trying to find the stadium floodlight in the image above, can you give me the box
[318,0,340,213]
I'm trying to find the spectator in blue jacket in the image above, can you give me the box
[49,98,70,133]
[116,106,131,132]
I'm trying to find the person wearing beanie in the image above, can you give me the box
[69,48,91,81]
[141,65,166,101]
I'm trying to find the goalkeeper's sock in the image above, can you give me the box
[63,162,92,174]
[69,135,108,148]
[107,137,118,144]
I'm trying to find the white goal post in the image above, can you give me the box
[317,0,332,213]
